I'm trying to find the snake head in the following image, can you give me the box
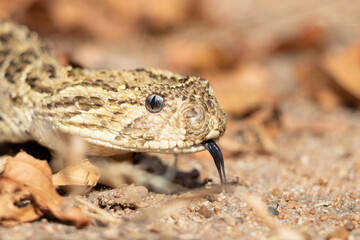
[48,68,226,155]
[111,69,227,154]
[41,68,228,184]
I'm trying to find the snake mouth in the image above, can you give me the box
[202,139,227,185]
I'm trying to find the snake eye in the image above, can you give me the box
[145,94,165,113]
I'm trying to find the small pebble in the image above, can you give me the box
[198,205,213,218]
[268,206,279,216]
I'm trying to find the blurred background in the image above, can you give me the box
[1,0,360,158]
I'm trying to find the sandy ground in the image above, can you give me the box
[0,93,359,239]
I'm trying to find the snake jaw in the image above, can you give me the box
[202,139,227,185]
[204,130,220,141]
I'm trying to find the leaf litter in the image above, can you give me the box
[0,152,90,227]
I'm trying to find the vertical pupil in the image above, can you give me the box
[151,96,156,109]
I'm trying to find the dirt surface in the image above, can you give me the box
[1,1,360,239]
[1,98,359,239]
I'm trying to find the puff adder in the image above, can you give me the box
[0,20,227,184]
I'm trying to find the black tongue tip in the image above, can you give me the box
[202,139,227,186]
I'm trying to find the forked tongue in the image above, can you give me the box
[202,139,227,185]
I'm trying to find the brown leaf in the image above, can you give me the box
[296,43,360,110]
[163,29,245,73]
[15,0,197,40]
[0,152,90,227]
[269,23,326,53]
[207,63,273,116]
[296,59,344,110]
[0,177,41,226]
[322,43,360,103]
[0,0,36,18]
[52,159,101,187]
[127,0,196,33]
[219,105,281,155]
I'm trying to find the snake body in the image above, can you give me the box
[0,20,227,181]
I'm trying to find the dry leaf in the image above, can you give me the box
[10,0,197,40]
[219,105,281,155]
[296,59,344,110]
[0,0,36,18]
[0,177,41,226]
[207,63,273,116]
[0,152,90,227]
[296,43,360,110]
[163,28,244,73]
[125,0,196,33]
[52,159,101,187]
[269,23,326,53]
[322,43,360,102]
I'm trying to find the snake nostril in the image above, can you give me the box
[186,107,201,119]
